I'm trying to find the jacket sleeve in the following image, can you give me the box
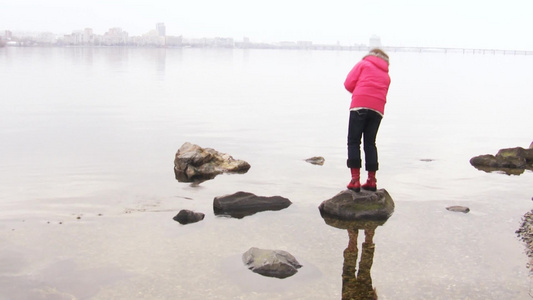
[344,62,363,93]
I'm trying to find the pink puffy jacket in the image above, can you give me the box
[344,54,391,115]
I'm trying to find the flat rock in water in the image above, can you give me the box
[446,206,470,213]
[173,209,205,224]
[242,247,302,279]
[305,156,325,165]
[318,189,394,222]
[213,191,292,219]
[174,142,250,183]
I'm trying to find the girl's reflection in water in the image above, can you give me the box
[320,215,390,299]
[319,190,393,299]
[342,227,377,300]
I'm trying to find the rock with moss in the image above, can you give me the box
[174,142,251,183]
[470,146,533,174]
[318,189,394,222]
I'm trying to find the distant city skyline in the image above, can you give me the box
[2,23,381,50]
[3,0,533,50]
[1,23,377,46]
[4,25,532,56]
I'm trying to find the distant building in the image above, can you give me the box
[297,41,313,49]
[369,35,382,48]
[83,28,94,45]
[213,37,234,48]
[61,28,97,45]
[183,38,207,47]
[239,37,251,48]
[36,32,56,44]
[278,41,297,48]
[63,30,83,45]
[130,29,166,47]
[101,27,128,45]
[156,23,166,37]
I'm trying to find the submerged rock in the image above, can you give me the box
[174,142,250,183]
[213,191,292,219]
[305,156,325,165]
[318,189,394,222]
[470,146,533,175]
[242,247,302,279]
[446,206,470,213]
[173,210,205,224]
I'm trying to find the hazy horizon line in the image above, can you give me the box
[2,27,532,52]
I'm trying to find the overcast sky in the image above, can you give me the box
[1,0,532,49]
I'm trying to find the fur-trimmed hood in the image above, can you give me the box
[362,55,389,72]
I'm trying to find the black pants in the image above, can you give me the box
[347,109,382,171]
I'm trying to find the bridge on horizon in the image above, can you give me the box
[305,43,533,55]
[381,46,533,55]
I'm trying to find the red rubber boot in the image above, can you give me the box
[362,171,377,191]
[347,168,361,192]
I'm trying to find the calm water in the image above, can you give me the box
[1,47,533,299]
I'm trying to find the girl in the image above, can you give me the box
[344,48,391,192]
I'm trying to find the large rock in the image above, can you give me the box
[470,146,533,175]
[174,142,251,183]
[173,210,205,225]
[497,147,533,161]
[470,154,526,168]
[318,189,394,222]
[213,191,292,219]
[242,247,302,279]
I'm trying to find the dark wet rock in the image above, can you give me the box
[318,189,394,222]
[174,142,250,183]
[470,146,533,175]
[446,206,470,213]
[498,147,533,161]
[173,210,205,225]
[470,153,526,169]
[242,247,302,279]
[213,191,291,219]
[305,156,325,165]
[517,209,533,271]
